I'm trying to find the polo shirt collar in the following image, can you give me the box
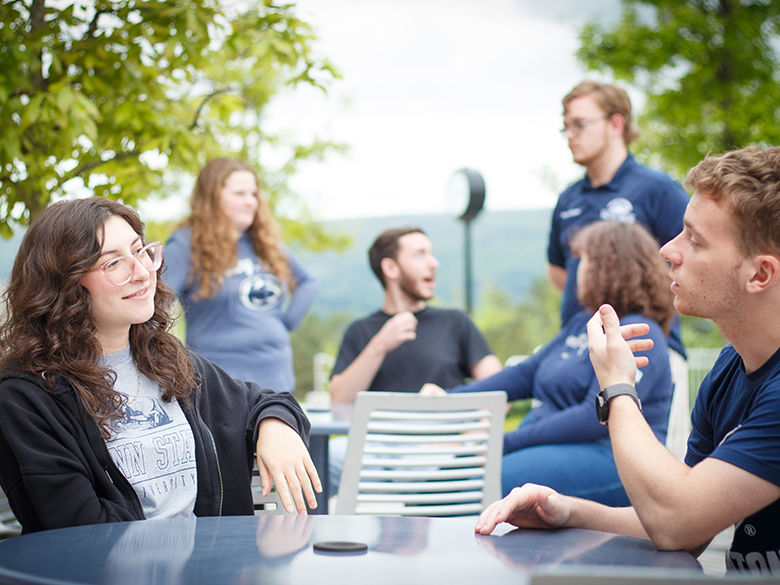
[581,152,636,192]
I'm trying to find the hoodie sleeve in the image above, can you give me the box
[189,352,310,450]
[0,375,143,532]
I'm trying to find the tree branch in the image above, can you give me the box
[29,0,44,30]
[69,151,142,180]
[189,87,235,130]
[87,8,108,39]
[29,0,46,90]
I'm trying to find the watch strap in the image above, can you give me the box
[596,383,642,425]
[602,383,641,409]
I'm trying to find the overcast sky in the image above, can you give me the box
[148,0,624,221]
[268,0,628,220]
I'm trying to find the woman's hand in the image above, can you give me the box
[474,483,571,535]
[256,418,322,514]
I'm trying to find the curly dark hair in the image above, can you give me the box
[0,197,196,438]
[571,221,675,333]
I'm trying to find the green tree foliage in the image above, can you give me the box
[0,0,344,242]
[681,314,726,348]
[577,0,780,178]
[474,279,562,364]
[290,311,352,399]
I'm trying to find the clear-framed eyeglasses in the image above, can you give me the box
[560,116,608,136]
[93,241,163,286]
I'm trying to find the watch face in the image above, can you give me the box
[595,392,609,425]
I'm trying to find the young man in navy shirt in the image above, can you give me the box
[477,146,780,573]
[548,80,689,357]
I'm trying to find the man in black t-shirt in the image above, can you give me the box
[329,226,500,405]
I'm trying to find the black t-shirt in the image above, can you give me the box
[331,307,493,392]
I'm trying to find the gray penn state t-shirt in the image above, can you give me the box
[100,347,197,519]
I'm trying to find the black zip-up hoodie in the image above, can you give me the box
[0,351,310,533]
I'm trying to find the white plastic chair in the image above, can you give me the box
[665,348,723,461]
[335,391,507,517]
[665,349,691,460]
[251,466,294,515]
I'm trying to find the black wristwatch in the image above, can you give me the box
[595,383,642,425]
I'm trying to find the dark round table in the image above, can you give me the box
[0,514,704,585]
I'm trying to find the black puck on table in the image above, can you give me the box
[312,541,368,554]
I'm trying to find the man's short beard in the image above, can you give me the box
[398,272,432,302]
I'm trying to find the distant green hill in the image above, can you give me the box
[293,208,552,317]
[0,208,553,315]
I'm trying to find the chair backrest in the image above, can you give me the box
[0,488,21,538]
[665,349,691,460]
[251,466,295,515]
[335,391,507,517]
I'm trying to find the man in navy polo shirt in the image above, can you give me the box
[547,80,689,357]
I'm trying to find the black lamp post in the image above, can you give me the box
[447,168,486,315]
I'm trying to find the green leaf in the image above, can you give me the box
[0,0,342,255]
[56,86,75,114]
[0,221,13,239]
[575,0,779,177]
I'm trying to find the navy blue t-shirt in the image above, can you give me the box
[547,153,689,355]
[686,345,780,572]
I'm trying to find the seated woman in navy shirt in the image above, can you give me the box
[423,220,676,506]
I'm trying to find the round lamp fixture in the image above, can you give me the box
[447,168,485,223]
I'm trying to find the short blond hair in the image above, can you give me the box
[686,146,780,257]
[563,80,639,146]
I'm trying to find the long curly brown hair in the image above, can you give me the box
[0,198,196,439]
[183,158,294,299]
[571,221,675,333]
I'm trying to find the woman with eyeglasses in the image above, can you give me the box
[163,158,317,393]
[0,197,321,533]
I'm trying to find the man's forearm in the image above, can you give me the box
[329,340,387,404]
[565,496,648,539]
[609,395,780,552]
[547,263,567,291]
[605,396,700,548]
[471,354,502,380]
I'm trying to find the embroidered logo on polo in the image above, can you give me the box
[560,208,582,219]
[599,198,637,223]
